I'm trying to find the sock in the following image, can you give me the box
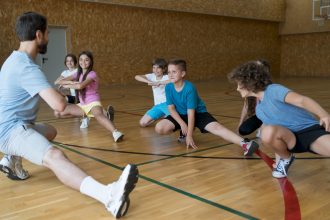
[240,138,249,147]
[80,176,109,205]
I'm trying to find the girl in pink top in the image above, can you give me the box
[55,51,123,142]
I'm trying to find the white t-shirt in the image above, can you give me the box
[145,73,169,105]
[61,69,77,96]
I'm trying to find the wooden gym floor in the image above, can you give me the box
[1,77,330,220]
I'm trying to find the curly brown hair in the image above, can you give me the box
[228,60,272,93]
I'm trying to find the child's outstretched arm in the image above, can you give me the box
[135,75,151,84]
[62,78,93,90]
[285,91,330,131]
[237,98,249,132]
[186,109,197,149]
[55,75,76,86]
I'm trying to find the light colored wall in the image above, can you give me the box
[280,0,330,77]
[0,0,281,84]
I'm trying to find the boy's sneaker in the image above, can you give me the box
[177,130,186,143]
[241,138,259,156]
[0,155,30,180]
[272,154,295,178]
[80,117,90,129]
[113,130,124,142]
[107,105,115,122]
[106,164,139,218]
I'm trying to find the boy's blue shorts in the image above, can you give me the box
[146,102,169,120]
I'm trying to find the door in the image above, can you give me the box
[36,27,67,86]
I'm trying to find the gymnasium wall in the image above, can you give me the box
[81,0,285,22]
[280,0,330,77]
[0,0,282,84]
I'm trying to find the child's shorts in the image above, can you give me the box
[289,124,330,153]
[146,102,169,120]
[77,101,102,117]
[165,112,217,133]
[0,124,52,165]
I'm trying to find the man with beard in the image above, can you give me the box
[0,12,138,218]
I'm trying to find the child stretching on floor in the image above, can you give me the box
[155,59,259,156]
[54,51,123,142]
[228,60,330,178]
[135,58,170,127]
[55,53,78,104]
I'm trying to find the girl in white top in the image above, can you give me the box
[135,58,170,127]
[55,54,78,103]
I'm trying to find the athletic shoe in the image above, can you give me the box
[177,130,186,143]
[0,155,30,180]
[241,138,259,156]
[113,130,124,142]
[80,117,90,129]
[106,164,139,218]
[272,154,295,178]
[107,105,115,122]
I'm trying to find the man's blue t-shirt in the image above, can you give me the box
[165,80,207,115]
[0,51,51,143]
[256,84,318,132]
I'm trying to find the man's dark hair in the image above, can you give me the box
[16,12,47,41]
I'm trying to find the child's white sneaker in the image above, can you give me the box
[106,164,139,218]
[0,155,30,180]
[113,130,124,142]
[80,117,90,129]
[241,138,259,156]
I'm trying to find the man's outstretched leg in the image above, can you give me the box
[43,147,139,218]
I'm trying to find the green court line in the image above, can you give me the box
[52,142,259,220]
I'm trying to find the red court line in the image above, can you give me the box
[256,150,301,220]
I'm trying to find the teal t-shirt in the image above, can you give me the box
[0,51,51,143]
[165,80,207,115]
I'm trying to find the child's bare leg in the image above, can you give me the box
[204,122,242,145]
[155,119,175,135]
[54,104,84,118]
[91,106,116,132]
[260,125,295,159]
[139,114,155,127]
[310,134,330,156]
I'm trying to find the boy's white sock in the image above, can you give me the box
[80,176,109,205]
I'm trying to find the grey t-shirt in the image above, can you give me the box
[0,51,51,143]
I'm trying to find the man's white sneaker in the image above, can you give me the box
[0,155,30,180]
[80,117,90,129]
[106,164,139,218]
[107,105,115,122]
[113,130,124,142]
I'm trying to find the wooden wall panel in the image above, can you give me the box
[281,32,330,77]
[82,0,285,22]
[0,0,281,85]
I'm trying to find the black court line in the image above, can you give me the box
[52,142,259,220]
[53,141,330,161]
